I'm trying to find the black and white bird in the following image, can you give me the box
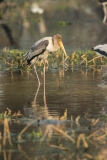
[92,43,107,85]
[92,44,107,57]
[24,34,67,100]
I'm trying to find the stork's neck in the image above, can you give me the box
[46,37,59,52]
[52,37,59,51]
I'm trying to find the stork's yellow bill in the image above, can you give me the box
[58,40,67,58]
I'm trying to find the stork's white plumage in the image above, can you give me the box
[92,44,107,57]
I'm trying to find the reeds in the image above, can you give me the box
[1,108,107,159]
[1,48,107,72]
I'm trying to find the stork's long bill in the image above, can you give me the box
[58,40,68,59]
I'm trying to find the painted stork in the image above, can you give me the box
[24,34,67,101]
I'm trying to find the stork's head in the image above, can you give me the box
[53,34,68,58]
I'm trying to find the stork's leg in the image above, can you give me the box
[43,59,46,105]
[103,3,107,24]
[33,65,40,100]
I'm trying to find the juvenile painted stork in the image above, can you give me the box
[24,34,67,101]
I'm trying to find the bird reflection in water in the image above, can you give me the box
[24,84,60,123]
[23,72,68,122]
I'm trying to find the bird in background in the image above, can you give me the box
[92,43,107,85]
[91,44,107,63]
[24,34,68,102]
[92,44,107,57]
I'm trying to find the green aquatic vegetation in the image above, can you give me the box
[32,130,42,138]
[1,48,107,72]
[9,49,25,55]
[0,113,4,119]
[58,21,67,26]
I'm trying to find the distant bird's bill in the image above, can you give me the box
[58,40,67,58]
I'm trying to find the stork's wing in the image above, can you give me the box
[27,40,49,63]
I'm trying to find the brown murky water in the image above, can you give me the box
[1,69,107,160]
[0,69,106,118]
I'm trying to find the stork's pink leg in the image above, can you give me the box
[33,65,40,100]
[43,59,46,105]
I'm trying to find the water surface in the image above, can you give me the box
[1,69,107,160]
[0,69,106,118]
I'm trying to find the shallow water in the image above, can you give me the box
[0,69,107,119]
[1,69,107,160]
